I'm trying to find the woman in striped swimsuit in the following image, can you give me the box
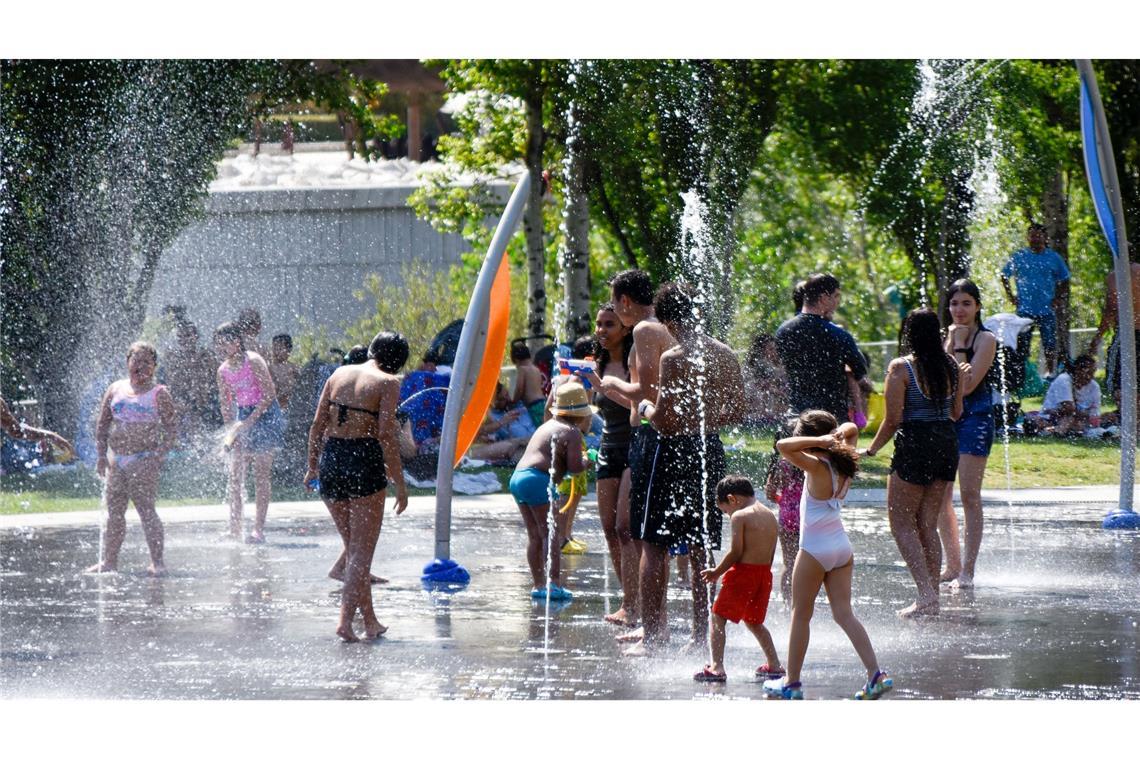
[861,309,964,618]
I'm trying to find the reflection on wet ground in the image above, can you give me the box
[2,500,1138,699]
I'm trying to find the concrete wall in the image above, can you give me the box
[147,185,472,340]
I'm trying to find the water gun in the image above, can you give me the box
[557,356,597,389]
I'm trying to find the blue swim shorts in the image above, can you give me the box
[509,467,557,507]
[1019,312,1058,353]
[956,409,995,457]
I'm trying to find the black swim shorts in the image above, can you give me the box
[634,432,724,551]
[319,437,388,501]
[596,442,631,480]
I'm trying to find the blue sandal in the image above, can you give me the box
[762,677,803,700]
[854,670,893,700]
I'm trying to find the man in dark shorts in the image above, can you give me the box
[775,272,867,424]
[633,283,746,655]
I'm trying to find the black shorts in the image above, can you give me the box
[319,437,388,501]
[890,421,958,486]
[627,425,658,524]
[633,432,725,551]
[1108,329,1140,394]
[596,442,631,480]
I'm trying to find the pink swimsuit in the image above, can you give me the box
[219,354,263,407]
[108,380,165,469]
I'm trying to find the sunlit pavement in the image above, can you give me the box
[2,491,1138,699]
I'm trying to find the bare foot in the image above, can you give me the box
[336,624,360,643]
[615,626,645,643]
[622,641,649,657]
[363,621,388,640]
[950,574,974,590]
[328,570,388,585]
[147,563,167,578]
[603,608,638,628]
[897,600,940,618]
[245,531,265,545]
[84,562,116,574]
[939,569,960,583]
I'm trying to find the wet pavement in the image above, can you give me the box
[2,494,1138,700]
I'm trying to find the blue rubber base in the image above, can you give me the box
[421,558,471,589]
[1102,510,1140,530]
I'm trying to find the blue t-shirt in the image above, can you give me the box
[1001,247,1070,316]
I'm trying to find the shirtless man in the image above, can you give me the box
[591,269,677,636]
[1089,261,1140,415]
[634,282,746,655]
[510,342,548,428]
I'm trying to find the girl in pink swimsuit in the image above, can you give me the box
[87,342,176,576]
[214,322,283,543]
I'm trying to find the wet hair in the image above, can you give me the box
[571,335,597,360]
[344,345,369,365]
[272,333,293,351]
[236,308,261,334]
[792,280,807,312]
[1028,222,1047,234]
[177,323,199,340]
[802,273,841,306]
[127,341,158,364]
[510,342,532,362]
[368,331,409,374]
[653,281,701,328]
[213,322,244,348]
[610,269,655,306]
[900,308,957,401]
[716,474,755,502]
[792,409,859,480]
[596,303,633,378]
[422,347,441,365]
[945,279,984,327]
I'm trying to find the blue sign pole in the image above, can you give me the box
[1077,60,1138,528]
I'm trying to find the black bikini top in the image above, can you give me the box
[330,400,380,425]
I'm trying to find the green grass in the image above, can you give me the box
[3,427,1132,515]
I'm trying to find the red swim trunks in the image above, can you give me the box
[712,562,773,625]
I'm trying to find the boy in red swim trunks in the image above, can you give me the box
[694,474,784,682]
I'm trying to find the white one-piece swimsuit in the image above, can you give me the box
[799,460,853,572]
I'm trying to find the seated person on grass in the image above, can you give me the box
[694,474,783,683]
[1033,355,1101,436]
[510,343,548,428]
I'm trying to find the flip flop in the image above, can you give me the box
[694,666,727,683]
[755,664,786,679]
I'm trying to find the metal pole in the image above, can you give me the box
[432,173,532,562]
[1077,60,1136,514]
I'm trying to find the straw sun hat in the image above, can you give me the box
[552,383,593,419]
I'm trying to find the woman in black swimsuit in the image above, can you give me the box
[588,304,638,627]
[305,331,410,642]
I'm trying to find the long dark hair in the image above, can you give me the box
[596,303,632,378]
[900,308,956,399]
[944,278,984,328]
[792,409,859,480]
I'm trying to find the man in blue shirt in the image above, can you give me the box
[1000,223,1071,376]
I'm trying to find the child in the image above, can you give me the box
[269,333,300,414]
[214,322,283,543]
[510,342,548,428]
[694,474,783,683]
[86,342,177,576]
[764,455,803,604]
[763,410,892,700]
[508,383,593,601]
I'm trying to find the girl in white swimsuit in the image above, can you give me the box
[763,409,892,700]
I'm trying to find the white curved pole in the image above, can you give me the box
[433,173,532,561]
[1078,60,1136,513]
